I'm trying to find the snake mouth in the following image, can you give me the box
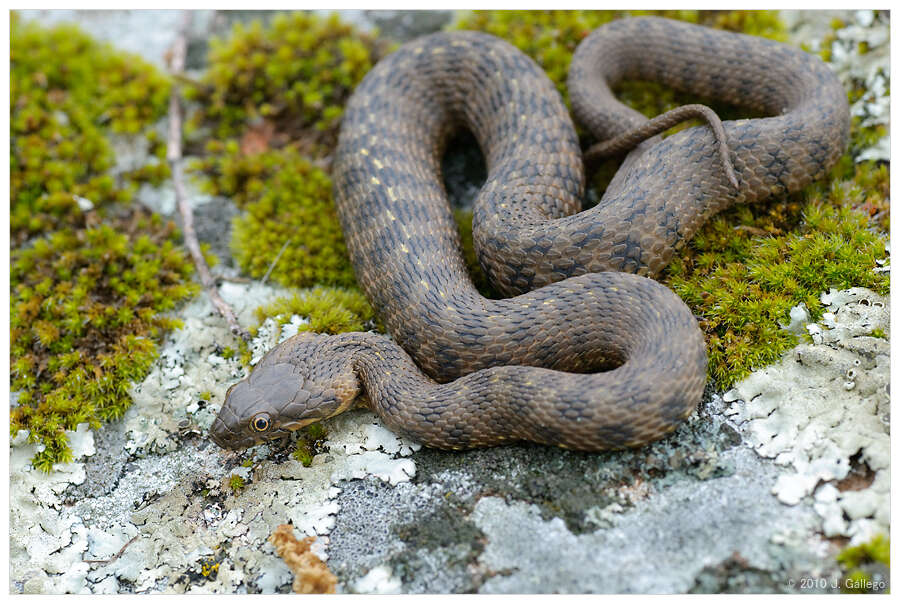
[209,415,323,450]
[209,416,245,449]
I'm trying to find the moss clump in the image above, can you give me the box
[185,11,385,150]
[291,422,329,467]
[10,14,171,244]
[837,535,890,593]
[191,143,290,210]
[255,286,376,335]
[187,12,383,290]
[228,474,246,492]
[228,152,356,288]
[304,422,328,442]
[10,17,196,471]
[667,200,888,386]
[11,213,197,471]
[292,442,314,467]
[838,535,890,568]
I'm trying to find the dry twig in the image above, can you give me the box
[82,535,139,566]
[166,11,249,341]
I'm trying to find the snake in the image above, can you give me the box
[210,17,849,452]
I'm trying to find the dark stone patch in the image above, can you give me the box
[364,10,454,43]
[328,476,483,593]
[442,129,488,211]
[688,552,798,594]
[411,387,742,534]
[389,505,485,593]
[327,388,750,593]
[63,418,131,502]
[190,197,240,268]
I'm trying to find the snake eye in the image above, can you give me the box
[250,413,271,433]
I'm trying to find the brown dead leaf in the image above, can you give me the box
[269,524,337,594]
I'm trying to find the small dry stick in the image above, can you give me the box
[83,535,139,566]
[166,11,249,341]
[260,237,292,286]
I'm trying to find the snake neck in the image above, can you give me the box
[320,332,436,413]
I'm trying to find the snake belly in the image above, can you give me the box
[212,17,849,452]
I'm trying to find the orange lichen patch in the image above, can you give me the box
[269,524,337,594]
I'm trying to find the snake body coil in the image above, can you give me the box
[211,18,849,451]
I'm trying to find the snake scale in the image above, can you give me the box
[210,17,849,451]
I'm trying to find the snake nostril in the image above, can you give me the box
[209,417,231,448]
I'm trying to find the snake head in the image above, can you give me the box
[210,332,361,450]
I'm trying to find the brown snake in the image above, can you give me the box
[210,18,849,451]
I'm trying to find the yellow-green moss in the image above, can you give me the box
[185,11,385,150]
[10,13,171,244]
[255,286,376,335]
[228,152,357,288]
[292,442,315,467]
[10,16,197,471]
[10,213,198,471]
[667,199,889,386]
[187,12,384,290]
[837,535,890,593]
[291,422,329,467]
[227,474,246,492]
[304,422,328,441]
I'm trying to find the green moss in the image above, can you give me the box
[667,199,888,386]
[255,286,376,335]
[304,422,328,442]
[185,11,384,150]
[838,535,890,568]
[227,152,356,288]
[10,213,198,471]
[9,17,190,470]
[292,442,314,467]
[187,13,382,292]
[837,535,889,593]
[228,474,246,492]
[10,13,171,244]
[238,339,255,368]
[290,422,329,467]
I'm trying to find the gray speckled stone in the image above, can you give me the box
[470,445,821,594]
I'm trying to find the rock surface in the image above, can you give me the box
[9,9,890,595]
